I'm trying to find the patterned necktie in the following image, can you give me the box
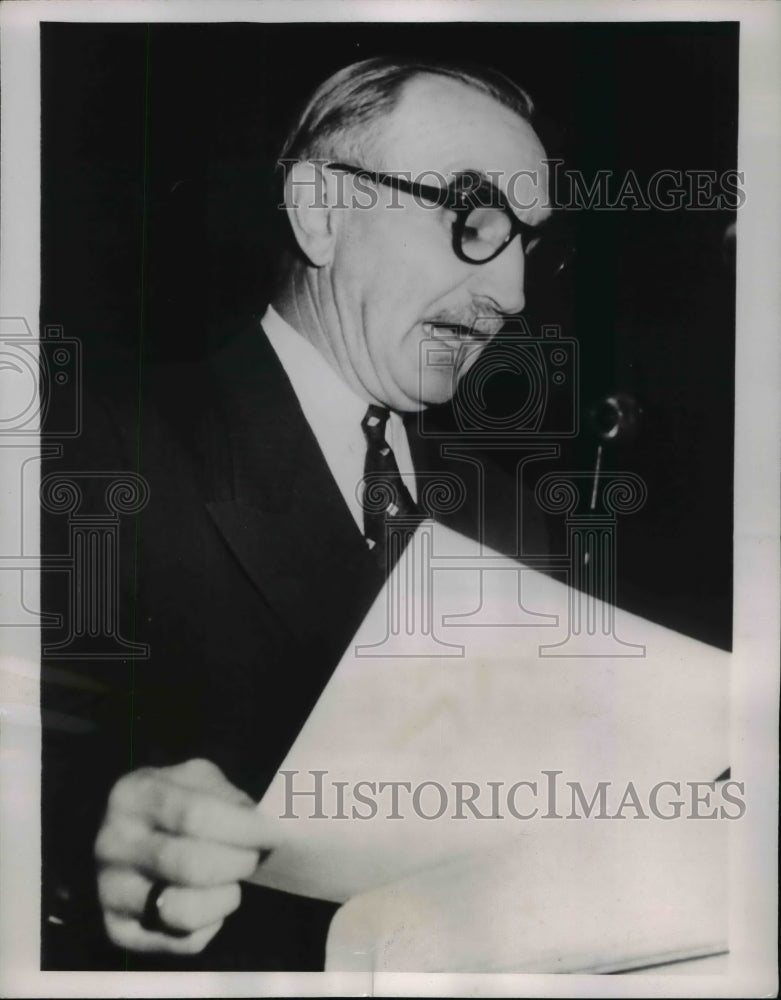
[361,404,422,570]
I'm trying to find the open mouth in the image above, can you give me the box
[421,321,494,378]
[422,321,495,344]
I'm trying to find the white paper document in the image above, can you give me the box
[324,818,728,973]
[251,521,730,914]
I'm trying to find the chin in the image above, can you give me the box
[416,368,459,407]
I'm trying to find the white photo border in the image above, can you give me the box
[0,1,778,997]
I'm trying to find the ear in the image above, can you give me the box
[283,160,341,267]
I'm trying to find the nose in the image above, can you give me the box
[466,234,526,316]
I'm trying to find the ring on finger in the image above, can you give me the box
[139,879,188,937]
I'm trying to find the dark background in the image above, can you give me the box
[41,21,738,649]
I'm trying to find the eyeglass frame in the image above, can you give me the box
[324,161,545,266]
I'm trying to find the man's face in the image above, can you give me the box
[314,73,550,411]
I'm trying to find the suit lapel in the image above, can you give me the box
[204,321,385,654]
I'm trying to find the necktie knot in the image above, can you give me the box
[361,404,390,445]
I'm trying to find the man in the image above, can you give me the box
[41,56,551,970]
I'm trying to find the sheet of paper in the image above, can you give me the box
[324,818,728,973]
[251,521,730,904]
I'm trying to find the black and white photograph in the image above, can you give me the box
[0,1,778,996]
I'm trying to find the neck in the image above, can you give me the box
[273,269,332,357]
[272,270,318,346]
[271,268,377,406]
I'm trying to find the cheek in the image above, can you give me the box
[335,210,465,364]
[345,204,446,288]
[337,228,427,332]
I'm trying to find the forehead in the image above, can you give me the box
[374,73,549,218]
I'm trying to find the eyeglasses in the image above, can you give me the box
[326,161,546,266]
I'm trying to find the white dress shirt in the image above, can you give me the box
[261,305,417,534]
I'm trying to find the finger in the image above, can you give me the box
[98,867,242,932]
[96,817,259,886]
[163,759,256,807]
[103,910,223,956]
[107,768,276,850]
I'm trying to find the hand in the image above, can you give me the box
[95,758,269,954]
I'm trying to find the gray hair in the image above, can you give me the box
[279,55,535,166]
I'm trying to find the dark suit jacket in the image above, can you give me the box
[41,320,548,970]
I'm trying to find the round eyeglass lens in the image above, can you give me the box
[459,205,513,261]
